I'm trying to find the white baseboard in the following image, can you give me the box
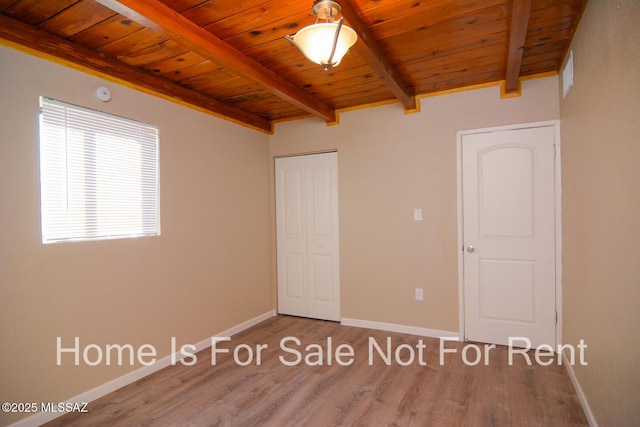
[562,352,598,427]
[341,317,459,339]
[9,310,276,427]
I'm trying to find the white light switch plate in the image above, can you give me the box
[414,208,422,221]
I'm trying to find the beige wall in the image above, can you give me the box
[0,46,272,425]
[269,77,560,332]
[560,0,640,425]
[10,14,635,422]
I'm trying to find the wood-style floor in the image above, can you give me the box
[44,315,588,426]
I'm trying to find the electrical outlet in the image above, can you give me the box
[415,288,424,301]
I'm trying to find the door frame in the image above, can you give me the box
[456,120,562,347]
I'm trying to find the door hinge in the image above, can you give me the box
[555,311,558,324]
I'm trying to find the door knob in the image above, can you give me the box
[466,245,475,253]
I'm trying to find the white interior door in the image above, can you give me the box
[276,152,340,321]
[462,125,557,347]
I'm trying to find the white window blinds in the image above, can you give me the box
[39,97,159,243]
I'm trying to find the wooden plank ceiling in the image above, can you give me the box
[0,0,587,133]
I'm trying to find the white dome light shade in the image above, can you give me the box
[289,22,357,68]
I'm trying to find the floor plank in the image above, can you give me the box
[43,315,588,426]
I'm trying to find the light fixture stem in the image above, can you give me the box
[324,16,344,71]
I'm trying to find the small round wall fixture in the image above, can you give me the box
[95,86,112,102]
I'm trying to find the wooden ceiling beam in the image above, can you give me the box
[504,0,532,94]
[339,0,417,112]
[95,0,337,123]
[0,15,273,134]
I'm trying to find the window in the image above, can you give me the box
[39,97,159,243]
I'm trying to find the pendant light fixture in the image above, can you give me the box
[286,0,358,71]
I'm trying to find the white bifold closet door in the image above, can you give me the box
[275,152,340,321]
